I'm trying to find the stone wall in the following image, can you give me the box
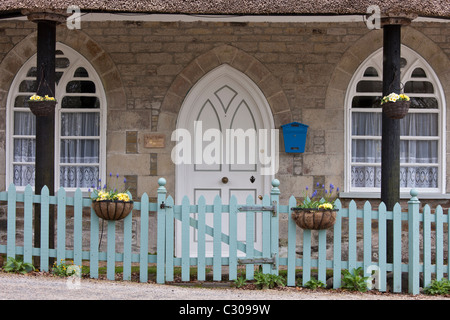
[0,18,449,254]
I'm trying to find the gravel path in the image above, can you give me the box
[1,272,448,301]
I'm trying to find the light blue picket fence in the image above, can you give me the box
[0,178,448,295]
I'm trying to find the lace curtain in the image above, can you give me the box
[13,112,100,188]
[351,112,438,188]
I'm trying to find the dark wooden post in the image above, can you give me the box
[380,15,415,263]
[34,19,57,267]
[24,10,67,269]
[381,24,401,263]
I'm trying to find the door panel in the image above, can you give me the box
[175,65,273,257]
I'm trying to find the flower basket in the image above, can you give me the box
[92,200,133,221]
[382,100,410,119]
[291,208,337,230]
[27,100,57,116]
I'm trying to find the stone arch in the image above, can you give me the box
[325,26,450,111]
[325,26,450,192]
[0,28,126,190]
[0,27,126,112]
[158,44,292,133]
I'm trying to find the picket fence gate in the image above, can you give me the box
[0,178,449,295]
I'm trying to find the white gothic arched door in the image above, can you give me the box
[174,64,276,257]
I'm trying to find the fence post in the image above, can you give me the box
[408,189,420,295]
[156,177,167,284]
[6,184,16,259]
[270,179,280,275]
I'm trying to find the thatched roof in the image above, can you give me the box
[0,0,449,19]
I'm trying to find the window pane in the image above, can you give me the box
[14,112,35,135]
[409,97,438,109]
[66,80,96,93]
[351,166,381,188]
[400,167,437,188]
[404,81,434,94]
[26,67,37,77]
[61,96,100,108]
[13,164,35,186]
[363,67,378,77]
[411,68,426,78]
[400,140,438,164]
[400,113,438,136]
[14,138,35,162]
[352,140,381,163]
[356,80,382,92]
[351,96,381,108]
[55,72,64,85]
[74,67,89,77]
[60,139,99,163]
[60,166,99,188]
[351,112,382,136]
[19,80,37,93]
[56,57,70,69]
[14,96,31,108]
[61,113,100,136]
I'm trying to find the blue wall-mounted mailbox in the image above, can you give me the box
[281,122,309,153]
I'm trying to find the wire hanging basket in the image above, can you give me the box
[382,100,410,119]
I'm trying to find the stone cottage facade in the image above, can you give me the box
[0,12,449,252]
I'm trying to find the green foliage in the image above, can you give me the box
[254,271,286,290]
[296,183,339,209]
[51,259,81,277]
[234,275,247,288]
[3,257,35,274]
[341,267,369,292]
[90,173,131,202]
[423,278,450,295]
[304,277,326,290]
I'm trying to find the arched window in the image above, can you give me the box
[6,43,106,191]
[346,46,445,194]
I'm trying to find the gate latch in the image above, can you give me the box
[160,201,172,209]
[238,201,277,217]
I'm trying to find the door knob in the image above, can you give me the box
[221,177,229,184]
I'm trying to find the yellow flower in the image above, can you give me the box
[318,203,333,210]
[116,193,130,202]
[29,94,56,102]
[30,94,43,101]
[399,94,410,101]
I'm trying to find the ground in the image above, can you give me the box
[0,269,448,301]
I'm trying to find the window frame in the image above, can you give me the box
[344,45,446,196]
[6,43,107,193]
